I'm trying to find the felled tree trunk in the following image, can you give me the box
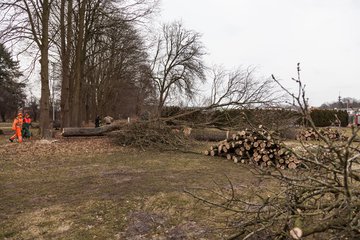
[189,128,230,141]
[62,124,123,137]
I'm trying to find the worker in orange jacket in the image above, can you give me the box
[22,113,32,139]
[9,112,23,143]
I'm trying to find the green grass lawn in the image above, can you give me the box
[0,136,264,239]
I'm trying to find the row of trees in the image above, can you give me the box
[320,97,360,110]
[0,0,159,136]
[0,0,281,137]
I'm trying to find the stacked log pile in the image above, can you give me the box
[296,128,347,141]
[204,127,301,169]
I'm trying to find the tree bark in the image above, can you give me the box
[70,0,87,127]
[60,0,72,129]
[39,0,51,138]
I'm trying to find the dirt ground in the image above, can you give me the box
[0,129,266,239]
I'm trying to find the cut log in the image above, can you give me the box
[296,127,347,141]
[224,142,231,149]
[210,149,218,156]
[232,133,237,140]
[244,143,252,151]
[262,154,270,162]
[62,124,124,137]
[189,128,230,141]
[222,146,228,153]
[294,158,302,164]
[288,162,297,169]
[235,148,243,156]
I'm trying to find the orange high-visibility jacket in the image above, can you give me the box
[12,117,23,130]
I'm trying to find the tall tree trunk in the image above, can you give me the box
[70,0,87,127]
[157,92,165,118]
[60,0,72,128]
[39,0,51,138]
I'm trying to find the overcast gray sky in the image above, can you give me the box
[159,0,360,106]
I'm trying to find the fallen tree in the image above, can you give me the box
[62,123,124,137]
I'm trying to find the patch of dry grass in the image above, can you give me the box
[0,136,262,239]
[2,125,358,238]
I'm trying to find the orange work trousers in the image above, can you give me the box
[10,127,23,143]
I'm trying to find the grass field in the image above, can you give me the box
[0,122,11,131]
[0,131,266,239]
[2,125,357,239]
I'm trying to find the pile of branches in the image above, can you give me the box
[204,127,300,169]
[111,121,191,151]
[296,127,347,141]
[186,64,360,239]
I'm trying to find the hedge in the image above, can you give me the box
[161,107,349,128]
[310,109,348,127]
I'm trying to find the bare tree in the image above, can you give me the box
[69,0,88,127]
[58,0,73,128]
[0,0,52,137]
[87,15,153,119]
[160,65,283,128]
[52,0,158,127]
[208,65,282,108]
[0,0,158,130]
[150,21,207,116]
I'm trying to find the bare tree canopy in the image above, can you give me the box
[0,0,159,129]
[157,65,284,126]
[208,65,283,109]
[150,21,207,116]
[54,0,159,127]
